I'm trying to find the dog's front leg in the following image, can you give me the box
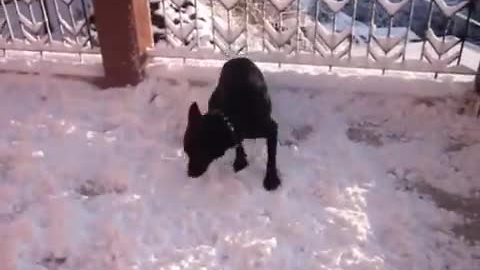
[233,144,248,172]
[263,119,281,191]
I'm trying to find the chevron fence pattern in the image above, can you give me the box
[0,0,97,54]
[149,0,478,75]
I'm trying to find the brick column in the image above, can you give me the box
[92,0,153,87]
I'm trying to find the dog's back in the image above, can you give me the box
[216,57,266,93]
[208,58,272,134]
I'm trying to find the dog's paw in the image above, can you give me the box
[263,170,281,191]
[233,156,248,172]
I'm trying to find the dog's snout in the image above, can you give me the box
[188,169,203,178]
[188,162,208,178]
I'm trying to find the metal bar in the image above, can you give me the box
[366,0,377,60]
[348,0,358,60]
[456,1,473,66]
[195,0,199,48]
[332,11,336,33]
[27,0,38,41]
[1,0,16,41]
[31,1,46,58]
[244,0,248,53]
[227,8,231,52]
[39,0,53,45]
[262,0,265,51]
[402,0,415,63]
[13,0,26,40]
[330,10,336,71]
[420,0,434,61]
[80,0,94,49]
[442,18,452,48]
[456,11,480,28]
[437,16,453,78]
[210,0,215,50]
[279,9,283,52]
[52,0,67,42]
[66,0,79,44]
[387,16,392,38]
[295,0,300,54]
[313,0,319,54]
[161,0,169,47]
[383,15,393,74]
[178,1,184,45]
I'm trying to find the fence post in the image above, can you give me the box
[92,0,153,87]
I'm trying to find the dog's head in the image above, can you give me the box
[183,102,234,177]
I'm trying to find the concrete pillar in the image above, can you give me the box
[92,0,153,87]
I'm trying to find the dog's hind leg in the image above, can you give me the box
[263,119,281,191]
[233,145,248,172]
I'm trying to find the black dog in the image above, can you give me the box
[183,57,281,191]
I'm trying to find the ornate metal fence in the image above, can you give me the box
[1,0,479,77]
[0,0,97,55]
[149,0,479,75]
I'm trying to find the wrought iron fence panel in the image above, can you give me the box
[0,0,97,55]
[149,0,479,75]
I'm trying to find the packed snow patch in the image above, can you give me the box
[0,67,479,270]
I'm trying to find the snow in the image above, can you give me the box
[213,19,245,44]
[425,29,460,55]
[370,45,403,66]
[165,18,196,41]
[0,62,479,270]
[322,0,349,13]
[433,0,470,17]
[264,20,297,47]
[216,0,241,10]
[376,0,409,16]
[424,49,461,70]
[312,22,351,49]
[0,53,104,76]
[372,35,404,53]
[268,0,296,12]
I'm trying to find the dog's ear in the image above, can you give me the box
[188,102,202,126]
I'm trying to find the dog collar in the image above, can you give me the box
[209,110,239,146]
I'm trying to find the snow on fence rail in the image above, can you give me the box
[0,0,97,55]
[149,0,479,75]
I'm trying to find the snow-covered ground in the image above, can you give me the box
[0,63,479,270]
